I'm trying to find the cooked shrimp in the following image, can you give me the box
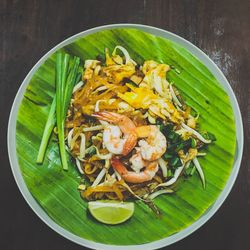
[135,125,167,161]
[111,157,159,183]
[129,148,145,173]
[92,111,137,155]
[101,125,127,155]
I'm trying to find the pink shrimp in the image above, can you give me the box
[92,111,137,156]
[111,157,159,184]
[135,125,167,161]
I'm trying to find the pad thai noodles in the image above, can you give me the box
[61,46,215,203]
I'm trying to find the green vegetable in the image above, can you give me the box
[169,155,182,168]
[56,53,68,170]
[167,138,193,153]
[75,72,82,85]
[96,54,105,63]
[63,57,81,117]
[193,157,206,189]
[86,146,96,156]
[167,169,174,178]
[160,124,182,144]
[201,131,216,142]
[191,138,197,148]
[36,97,56,163]
[55,53,80,170]
[163,152,172,160]
[160,123,174,136]
[184,167,192,176]
[184,162,195,176]
[207,132,216,141]
[190,165,196,175]
[168,131,181,143]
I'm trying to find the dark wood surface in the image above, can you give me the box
[1,0,249,249]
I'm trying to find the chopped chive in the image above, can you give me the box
[175,68,181,74]
[167,169,174,178]
[207,132,216,141]
[163,152,173,160]
[169,156,182,169]
[191,138,197,148]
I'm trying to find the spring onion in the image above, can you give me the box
[56,53,81,170]
[197,152,206,156]
[185,161,191,169]
[85,145,97,156]
[36,97,56,163]
[190,165,196,175]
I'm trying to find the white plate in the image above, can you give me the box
[8,24,244,250]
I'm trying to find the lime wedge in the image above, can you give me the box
[88,200,134,225]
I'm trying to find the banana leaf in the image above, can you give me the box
[16,28,236,245]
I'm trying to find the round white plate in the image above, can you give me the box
[8,24,243,250]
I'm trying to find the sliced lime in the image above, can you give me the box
[88,200,134,225]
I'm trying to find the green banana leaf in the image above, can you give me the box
[16,28,236,245]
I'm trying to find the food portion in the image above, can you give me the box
[37,46,215,222]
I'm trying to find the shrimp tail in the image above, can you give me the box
[111,157,159,184]
[92,111,121,124]
[111,157,128,175]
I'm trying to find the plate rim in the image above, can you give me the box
[7,23,244,250]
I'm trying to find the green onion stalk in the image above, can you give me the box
[37,52,81,170]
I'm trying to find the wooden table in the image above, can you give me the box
[1,0,249,249]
